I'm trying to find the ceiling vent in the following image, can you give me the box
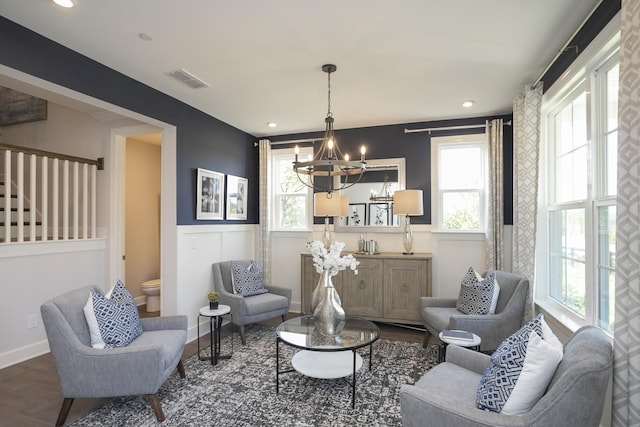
[168,69,211,89]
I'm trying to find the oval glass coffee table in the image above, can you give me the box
[275,315,380,408]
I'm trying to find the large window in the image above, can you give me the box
[271,147,313,230]
[541,36,619,333]
[431,134,486,231]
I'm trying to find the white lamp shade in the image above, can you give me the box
[394,190,424,216]
[340,195,349,216]
[314,192,342,216]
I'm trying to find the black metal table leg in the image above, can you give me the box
[210,315,216,365]
[352,349,357,409]
[276,337,280,393]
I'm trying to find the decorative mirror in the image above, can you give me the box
[334,158,406,232]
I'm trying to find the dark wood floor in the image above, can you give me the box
[0,307,426,427]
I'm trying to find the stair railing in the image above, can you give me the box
[0,143,103,244]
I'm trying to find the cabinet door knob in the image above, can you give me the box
[359,280,366,289]
[402,282,408,291]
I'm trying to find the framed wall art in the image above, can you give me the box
[347,203,366,226]
[196,168,224,220]
[226,175,248,220]
[0,86,47,126]
[369,203,390,226]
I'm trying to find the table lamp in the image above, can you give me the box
[314,192,342,248]
[393,189,424,255]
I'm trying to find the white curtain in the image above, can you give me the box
[613,0,640,425]
[512,83,542,321]
[486,118,504,270]
[258,139,272,284]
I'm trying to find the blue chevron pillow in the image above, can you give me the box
[83,280,143,349]
[476,314,563,415]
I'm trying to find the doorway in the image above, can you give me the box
[124,133,162,311]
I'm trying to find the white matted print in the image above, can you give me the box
[196,168,224,220]
[369,203,390,226]
[226,175,248,220]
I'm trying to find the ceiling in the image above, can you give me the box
[0,0,601,137]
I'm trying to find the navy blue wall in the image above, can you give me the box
[0,16,258,225]
[270,114,514,225]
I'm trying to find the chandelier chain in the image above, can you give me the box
[327,69,332,117]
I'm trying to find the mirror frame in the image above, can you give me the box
[334,158,406,233]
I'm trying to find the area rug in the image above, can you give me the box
[69,323,439,426]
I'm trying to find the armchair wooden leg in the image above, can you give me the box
[55,398,74,426]
[423,330,432,348]
[147,394,165,423]
[176,359,186,378]
[239,325,246,345]
[281,314,287,322]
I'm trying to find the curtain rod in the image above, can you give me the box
[530,0,602,89]
[404,120,511,135]
[269,137,320,146]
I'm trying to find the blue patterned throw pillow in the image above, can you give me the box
[476,314,563,415]
[231,260,269,297]
[83,280,143,349]
[456,270,497,315]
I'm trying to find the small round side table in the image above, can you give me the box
[438,330,481,363]
[197,304,233,365]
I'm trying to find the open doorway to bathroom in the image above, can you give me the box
[124,132,161,316]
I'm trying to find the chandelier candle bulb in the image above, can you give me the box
[361,146,366,162]
[294,145,299,162]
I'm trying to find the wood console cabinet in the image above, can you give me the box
[301,252,432,324]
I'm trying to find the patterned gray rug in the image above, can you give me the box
[69,323,438,426]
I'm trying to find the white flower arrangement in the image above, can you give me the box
[306,240,359,276]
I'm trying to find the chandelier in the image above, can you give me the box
[369,169,394,203]
[293,64,367,195]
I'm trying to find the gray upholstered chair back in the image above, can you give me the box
[546,325,612,396]
[484,269,529,315]
[212,261,237,294]
[41,286,97,348]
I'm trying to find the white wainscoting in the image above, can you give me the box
[177,224,258,343]
[0,239,107,369]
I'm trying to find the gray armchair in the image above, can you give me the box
[400,325,613,427]
[421,270,529,352]
[41,286,187,426]
[212,261,292,345]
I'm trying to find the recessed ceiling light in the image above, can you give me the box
[138,33,153,42]
[52,0,77,8]
[462,100,475,108]
[267,122,277,128]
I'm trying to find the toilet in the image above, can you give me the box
[141,279,161,312]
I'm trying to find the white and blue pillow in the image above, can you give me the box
[83,280,143,349]
[456,268,500,315]
[231,260,269,297]
[476,314,563,415]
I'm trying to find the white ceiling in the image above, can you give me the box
[0,0,600,137]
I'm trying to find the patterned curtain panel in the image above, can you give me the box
[512,83,542,321]
[258,139,272,284]
[613,1,640,425]
[486,119,504,270]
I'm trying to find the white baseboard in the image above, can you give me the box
[0,339,50,369]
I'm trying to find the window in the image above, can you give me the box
[431,134,486,231]
[541,32,619,333]
[271,147,313,230]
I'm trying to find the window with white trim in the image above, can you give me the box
[271,147,313,230]
[541,33,619,333]
[431,134,487,231]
